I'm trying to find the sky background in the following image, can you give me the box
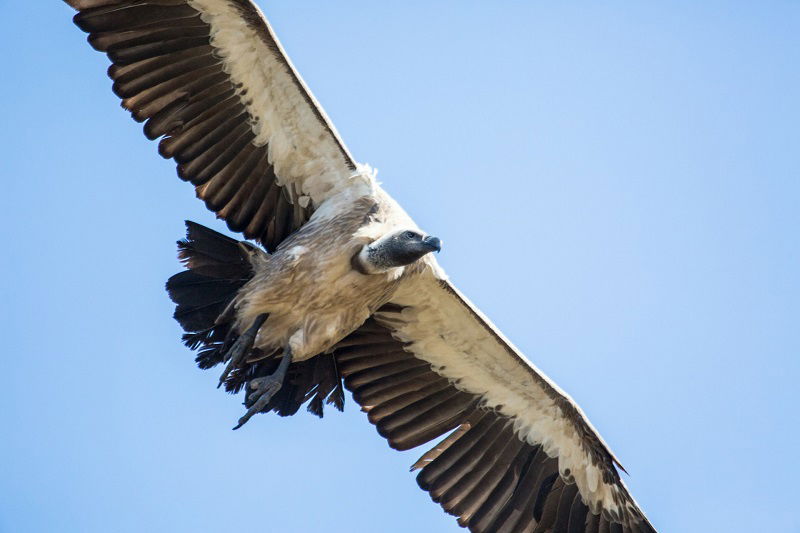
[1,1,798,532]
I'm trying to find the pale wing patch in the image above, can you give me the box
[188,0,357,204]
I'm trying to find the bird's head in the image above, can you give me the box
[355,229,442,274]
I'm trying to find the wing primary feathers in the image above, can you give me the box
[159,96,240,160]
[89,17,207,51]
[335,333,397,348]
[223,162,273,232]
[567,491,591,533]
[353,370,444,406]
[426,418,509,501]
[377,389,471,439]
[67,0,126,9]
[609,522,624,533]
[449,432,526,523]
[410,419,474,472]
[73,4,200,34]
[533,477,565,532]
[68,0,357,251]
[468,443,539,532]
[243,181,278,238]
[108,45,213,83]
[109,35,210,65]
[553,483,580,533]
[339,351,415,376]
[200,144,261,211]
[415,410,494,490]
[533,471,560,524]
[267,196,293,251]
[144,84,233,140]
[172,105,246,163]
[182,123,253,183]
[344,359,430,390]
[442,425,521,513]
[133,71,230,123]
[365,379,452,422]
[111,45,215,97]
[335,342,404,361]
[386,397,479,452]
[484,446,544,533]
[585,512,602,533]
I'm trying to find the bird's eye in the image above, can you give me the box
[404,231,416,239]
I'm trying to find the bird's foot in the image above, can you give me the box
[218,313,268,388]
[232,345,293,430]
[232,376,283,430]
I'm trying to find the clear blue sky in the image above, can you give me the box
[1,2,798,532]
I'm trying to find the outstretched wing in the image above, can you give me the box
[332,272,657,533]
[66,0,358,251]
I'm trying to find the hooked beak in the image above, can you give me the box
[422,235,442,253]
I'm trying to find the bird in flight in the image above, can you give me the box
[65,1,658,531]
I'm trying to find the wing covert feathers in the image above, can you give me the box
[67,0,357,251]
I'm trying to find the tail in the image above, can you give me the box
[166,221,344,418]
[166,221,256,370]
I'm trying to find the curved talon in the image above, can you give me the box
[217,313,268,388]
[232,345,293,430]
[233,377,282,429]
[217,337,250,388]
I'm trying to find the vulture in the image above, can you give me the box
[65,1,659,532]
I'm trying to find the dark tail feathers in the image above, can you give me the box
[166,221,255,370]
[165,221,344,417]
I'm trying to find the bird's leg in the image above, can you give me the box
[217,313,268,388]
[233,345,293,430]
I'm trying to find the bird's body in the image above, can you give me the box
[65,1,659,531]
[235,187,426,361]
